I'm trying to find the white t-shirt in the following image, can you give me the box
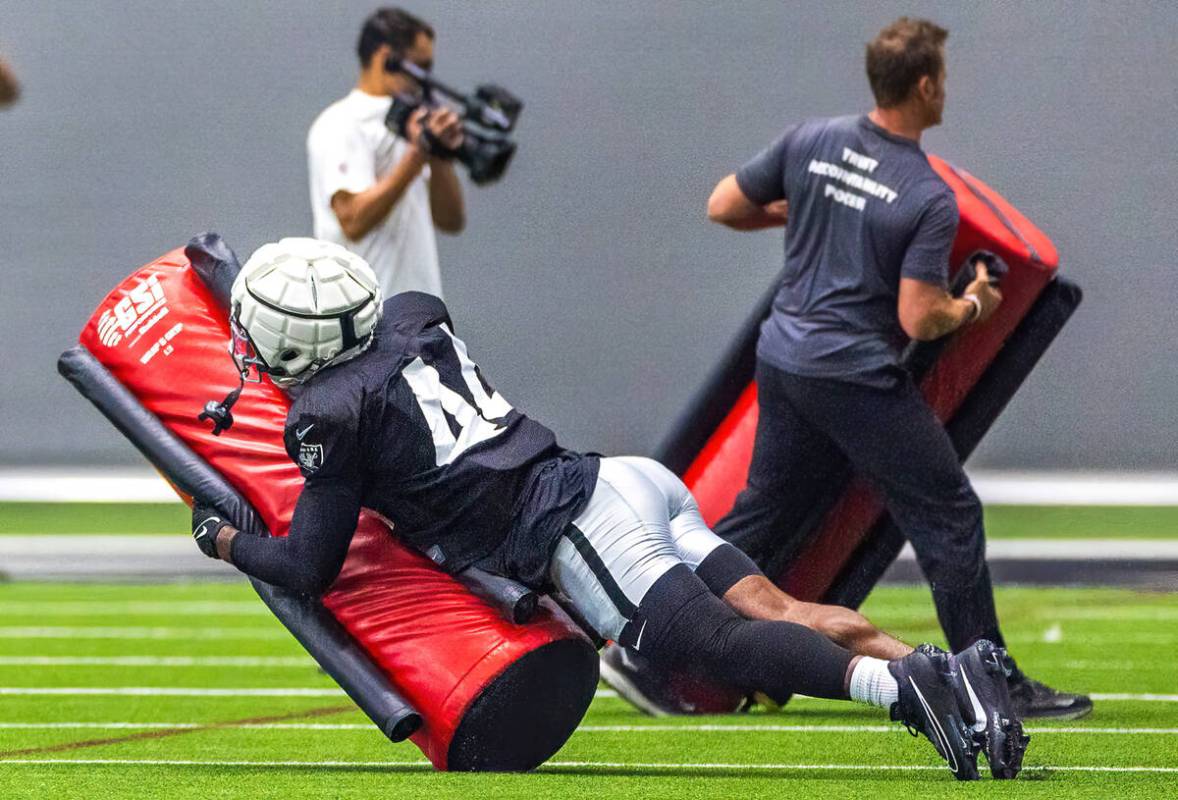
[307,89,442,299]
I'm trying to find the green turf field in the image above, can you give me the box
[0,582,1174,799]
[4,501,1176,538]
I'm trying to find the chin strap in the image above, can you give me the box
[198,372,246,436]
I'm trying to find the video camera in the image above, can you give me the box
[384,58,523,186]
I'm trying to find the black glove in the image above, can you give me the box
[192,499,232,559]
[968,249,1009,286]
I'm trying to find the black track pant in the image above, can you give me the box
[713,359,1004,653]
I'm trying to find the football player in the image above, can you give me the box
[192,238,1027,779]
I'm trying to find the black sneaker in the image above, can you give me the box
[947,640,1030,779]
[598,643,743,716]
[1007,667,1094,720]
[889,647,980,781]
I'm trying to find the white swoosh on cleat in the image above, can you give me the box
[909,676,960,775]
[959,667,988,733]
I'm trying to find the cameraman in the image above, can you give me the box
[307,7,464,299]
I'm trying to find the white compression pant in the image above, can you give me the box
[548,455,727,642]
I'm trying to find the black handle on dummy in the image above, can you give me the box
[951,249,1008,297]
[250,579,423,741]
[57,345,423,742]
[900,250,1008,380]
[458,566,540,625]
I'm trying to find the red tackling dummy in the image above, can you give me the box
[76,250,596,769]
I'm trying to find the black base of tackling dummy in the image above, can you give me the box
[627,564,852,703]
[449,633,600,771]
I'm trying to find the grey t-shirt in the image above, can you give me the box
[737,114,958,387]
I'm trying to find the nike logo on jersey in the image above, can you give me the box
[295,424,314,441]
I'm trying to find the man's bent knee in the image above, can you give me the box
[632,564,853,701]
[722,574,798,620]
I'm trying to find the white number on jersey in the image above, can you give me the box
[402,325,514,466]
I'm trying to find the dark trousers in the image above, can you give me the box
[713,359,1004,653]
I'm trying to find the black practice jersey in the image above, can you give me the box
[230,292,599,593]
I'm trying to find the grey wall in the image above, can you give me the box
[1,1,1174,469]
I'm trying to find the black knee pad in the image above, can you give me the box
[619,564,722,664]
[695,543,761,597]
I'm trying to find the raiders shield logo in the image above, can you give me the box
[298,442,324,473]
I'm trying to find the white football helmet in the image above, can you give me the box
[229,238,383,386]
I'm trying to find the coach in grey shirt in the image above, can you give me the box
[705,18,1088,719]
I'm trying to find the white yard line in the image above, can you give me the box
[594,689,1178,703]
[0,601,268,616]
[996,632,1178,644]
[0,657,313,668]
[1045,607,1178,621]
[0,688,344,697]
[0,758,428,768]
[800,692,1178,704]
[5,467,1178,505]
[0,627,289,640]
[579,725,1178,734]
[22,686,1167,703]
[0,722,368,730]
[549,761,1178,773]
[2,721,1177,735]
[1089,693,1178,702]
[0,758,1176,774]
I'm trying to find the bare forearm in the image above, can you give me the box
[216,527,238,562]
[803,604,913,660]
[428,160,465,233]
[723,576,911,659]
[707,175,787,231]
[912,296,976,341]
[720,209,786,231]
[335,146,428,241]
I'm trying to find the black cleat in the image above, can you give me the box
[947,640,1030,779]
[1007,667,1094,720]
[599,644,743,716]
[889,647,980,781]
[599,644,681,716]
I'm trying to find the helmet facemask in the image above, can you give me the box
[228,314,269,384]
[198,237,384,435]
